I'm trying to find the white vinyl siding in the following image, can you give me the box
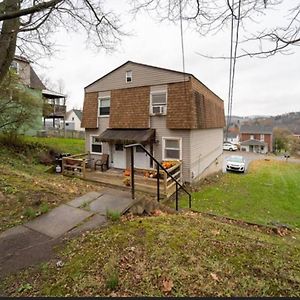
[150,116,190,181]
[126,70,132,83]
[86,62,188,93]
[190,128,223,181]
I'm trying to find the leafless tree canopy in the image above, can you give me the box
[131,0,300,58]
[0,0,123,83]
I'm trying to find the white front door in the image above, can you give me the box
[134,145,150,169]
[112,144,126,169]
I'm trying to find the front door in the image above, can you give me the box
[112,144,126,169]
[134,145,150,169]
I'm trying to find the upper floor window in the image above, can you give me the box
[150,91,167,115]
[99,97,110,116]
[10,61,19,74]
[260,134,264,141]
[250,135,254,140]
[126,71,132,83]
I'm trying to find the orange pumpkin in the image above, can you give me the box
[124,169,131,176]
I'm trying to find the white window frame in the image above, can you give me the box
[250,134,254,140]
[162,137,182,160]
[98,96,110,117]
[90,135,103,155]
[125,70,132,83]
[260,134,264,141]
[150,90,167,116]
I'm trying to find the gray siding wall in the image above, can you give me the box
[85,117,110,164]
[150,116,191,182]
[86,62,188,93]
[190,128,223,181]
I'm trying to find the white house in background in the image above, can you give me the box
[64,109,84,131]
[224,132,240,145]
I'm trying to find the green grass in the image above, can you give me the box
[0,137,100,233]
[23,136,85,154]
[181,160,300,229]
[1,214,299,297]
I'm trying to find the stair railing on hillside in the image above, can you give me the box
[124,143,192,211]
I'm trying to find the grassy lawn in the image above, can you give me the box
[1,213,299,297]
[181,160,300,229]
[23,136,85,154]
[0,136,100,233]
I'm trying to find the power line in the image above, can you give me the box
[226,0,241,141]
[226,0,235,141]
[179,0,186,74]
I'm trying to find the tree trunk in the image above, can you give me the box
[0,0,20,83]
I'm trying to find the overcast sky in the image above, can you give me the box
[34,0,300,117]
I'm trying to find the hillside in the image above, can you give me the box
[228,112,300,133]
[1,213,299,297]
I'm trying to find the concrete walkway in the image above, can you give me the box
[0,188,134,279]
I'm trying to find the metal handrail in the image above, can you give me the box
[125,143,192,210]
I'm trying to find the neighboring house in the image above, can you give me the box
[224,132,240,145]
[64,109,84,131]
[240,124,273,153]
[81,61,225,183]
[11,56,66,134]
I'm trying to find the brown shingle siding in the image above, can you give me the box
[81,92,99,129]
[166,80,197,129]
[191,78,225,129]
[109,86,150,129]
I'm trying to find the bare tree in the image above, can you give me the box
[131,0,300,58]
[0,0,123,83]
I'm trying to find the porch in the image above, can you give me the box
[62,153,183,199]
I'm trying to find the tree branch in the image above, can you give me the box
[0,0,63,21]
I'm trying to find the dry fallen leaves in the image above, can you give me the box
[210,272,219,281]
[162,278,174,293]
[211,229,220,236]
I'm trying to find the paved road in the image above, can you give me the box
[222,150,267,173]
[222,150,300,173]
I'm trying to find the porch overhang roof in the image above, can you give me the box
[98,129,156,144]
[240,139,267,146]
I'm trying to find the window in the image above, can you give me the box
[250,135,254,140]
[115,144,124,151]
[99,97,110,116]
[126,71,132,83]
[91,136,102,154]
[150,91,167,115]
[72,117,74,121]
[260,134,264,141]
[162,137,182,160]
[10,61,19,74]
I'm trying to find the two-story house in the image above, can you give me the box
[81,61,225,183]
[240,124,273,153]
[64,109,84,131]
[11,55,66,134]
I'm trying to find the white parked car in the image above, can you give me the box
[223,142,238,151]
[226,155,246,173]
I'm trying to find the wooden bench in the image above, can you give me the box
[94,154,109,172]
